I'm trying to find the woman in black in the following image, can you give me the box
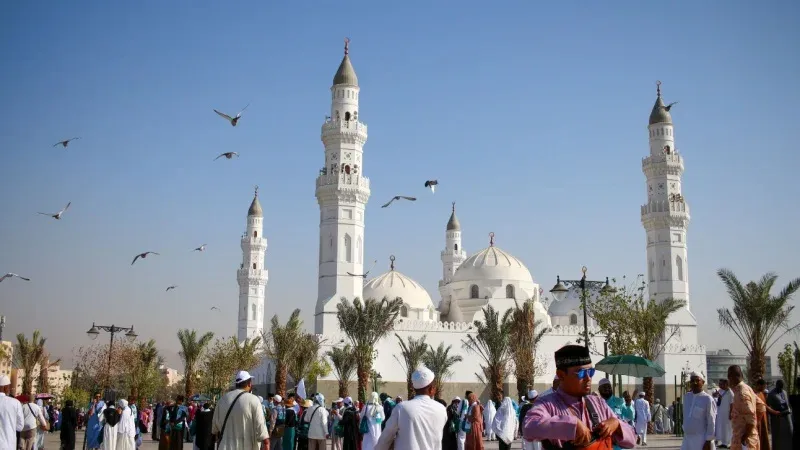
[193,403,215,450]
[59,400,78,450]
[339,398,360,450]
[443,398,460,450]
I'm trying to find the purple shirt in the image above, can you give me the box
[523,389,636,449]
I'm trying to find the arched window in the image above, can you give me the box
[506,284,515,299]
[252,263,256,270]
[470,285,479,299]
[354,111,358,121]
[344,234,352,263]
[345,111,351,121]
[454,243,458,251]
[400,305,408,318]
[677,256,684,281]
[254,231,257,238]
[569,314,578,325]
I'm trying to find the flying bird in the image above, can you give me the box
[210,306,220,312]
[213,104,250,127]
[166,285,178,291]
[0,273,30,283]
[424,180,438,193]
[38,202,71,220]
[131,251,160,265]
[193,244,207,252]
[664,101,678,111]
[214,152,239,161]
[381,196,417,208]
[53,137,80,148]
[347,260,378,278]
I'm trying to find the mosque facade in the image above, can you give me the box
[245,43,706,402]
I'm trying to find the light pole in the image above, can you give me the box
[549,266,616,350]
[86,323,138,388]
[0,315,5,340]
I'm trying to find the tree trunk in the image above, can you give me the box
[338,380,348,399]
[748,350,766,385]
[516,374,530,401]
[22,375,33,396]
[185,368,194,399]
[275,362,287,396]
[406,371,414,400]
[643,377,654,434]
[491,366,504,403]
[357,363,369,404]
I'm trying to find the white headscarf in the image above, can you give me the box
[493,397,517,445]
[117,399,135,437]
[483,399,496,428]
[368,392,381,406]
[363,392,384,421]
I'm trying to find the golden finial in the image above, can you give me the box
[344,37,350,56]
[489,232,495,247]
[389,255,395,271]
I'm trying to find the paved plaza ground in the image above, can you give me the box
[51,432,684,450]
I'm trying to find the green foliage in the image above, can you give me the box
[506,299,551,398]
[422,342,463,395]
[716,268,800,383]
[777,343,796,394]
[288,334,323,384]
[307,359,332,386]
[326,345,357,398]
[462,305,513,402]
[177,329,215,398]
[262,309,304,396]
[61,386,90,407]
[14,330,48,395]
[395,334,429,398]
[337,297,403,402]
[198,336,262,397]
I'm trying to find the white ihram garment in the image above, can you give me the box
[373,395,447,450]
[634,398,651,443]
[492,398,517,445]
[483,400,496,440]
[715,389,733,447]
[98,411,118,450]
[117,403,136,450]
[681,391,717,450]
[360,404,383,450]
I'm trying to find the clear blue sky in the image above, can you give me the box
[1,1,798,370]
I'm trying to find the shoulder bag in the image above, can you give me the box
[216,391,248,449]
[298,406,320,439]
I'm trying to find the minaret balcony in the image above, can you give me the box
[237,268,268,284]
[316,174,370,190]
[321,120,368,145]
[641,199,691,229]
[642,153,684,177]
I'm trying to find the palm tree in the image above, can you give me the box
[128,339,163,400]
[506,299,550,398]
[262,309,304,396]
[229,336,263,372]
[15,331,47,394]
[288,334,322,389]
[422,342,463,396]
[462,305,513,402]
[717,268,800,383]
[395,334,428,399]
[37,351,61,394]
[177,329,215,398]
[337,297,403,402]
[326,345,357,398]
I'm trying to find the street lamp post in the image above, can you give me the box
[86,323,138,388]
[549,266,616,350]
[0,315,5,340]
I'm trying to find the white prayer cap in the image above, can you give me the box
[344,396,353,405]
[0,375,10,386]
[527,390,538,399]
[411,366,435,389]
[235,370,253,384]
[598,378,611,386]
[273,395,283,403]
[335,398,343,403]
[521,396,526,402]
[453,396,461,401]
[118,399,128,408]
[689,371,705,381]
[638,392,645,397]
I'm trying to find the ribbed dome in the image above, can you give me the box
[452,245,534,284]
[248,195,263,217]
[333,54,358,86]
[649,95,673,125]
[364,269,435,311]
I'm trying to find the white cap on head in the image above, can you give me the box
[0,375,10,386]
[598,378,611,386]
[411,366,435,389]
[453,396,461,401]
[335,398,343,403]
[273,395,283,403]
[235,370,253,384]
[638,392,645,397]
[689,371,705,381]
[527,389,538,399]
[344,396,353,405]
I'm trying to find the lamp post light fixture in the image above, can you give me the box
[86,323,138,388]
[550,266,616,350]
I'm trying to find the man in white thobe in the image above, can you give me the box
[374,366,447,450]
[117,399,137,450]
[0,375,24,450]
[681,372,716,450]
[715,379,733,448]
[456,390,471,450]
[212,370,270,450]
[634,392,651,445]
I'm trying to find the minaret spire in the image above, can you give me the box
[344,37,350,56]
[656,80,662,97]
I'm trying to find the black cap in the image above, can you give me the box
[555,345,591,370]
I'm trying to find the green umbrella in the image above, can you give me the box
[595,354,666,378]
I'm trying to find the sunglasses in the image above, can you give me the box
[573,368,596,379]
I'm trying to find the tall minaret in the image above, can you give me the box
[641,81,691,314]
[237,186,268,342]
[438,202,467,297]
[315,39,371,334]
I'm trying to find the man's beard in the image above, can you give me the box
[600,392,611,400]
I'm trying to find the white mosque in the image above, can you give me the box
[238,42,706,402]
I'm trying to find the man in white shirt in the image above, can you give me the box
[681,372,716,450]
[212,370,270,450]
[374,366,448,450]
[20,394,48,450]
[303,393,329,450]
[634,392,651,446]
[0,375,24,450]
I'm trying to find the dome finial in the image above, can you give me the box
[389,255,396,271]
[656,80,662,97]
[344,37,350,56]
[254,185,259,197]
[489,232,495,247]
[452,202,456,214]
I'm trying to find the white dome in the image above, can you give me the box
[363,269,436,311]
[452,245,534,284]
[547,287,601,317]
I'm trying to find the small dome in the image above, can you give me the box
[333,54,358,86]
[446,205,461,231]
[248,195,263,217]
[547,287,602,317]
[649,95,673,125]
[452,245,533,284]
[364,269,435,311]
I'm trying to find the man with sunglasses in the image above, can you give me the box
[523,345,635,450]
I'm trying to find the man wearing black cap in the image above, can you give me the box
[522,345,636,449]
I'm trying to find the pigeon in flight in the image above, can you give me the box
[0,273,30,283]
[381,196,417,208]
[347,260,378,279]
[166,285,178,292]
[214,152,239,161]
[664,101,678,111]
[38,202,71,220]
[193,244,207,252]
[131,251,160,265]
[213,104,250,127]
[210,306,220,312]
[424,180,438,193]
[53,137,80,148]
